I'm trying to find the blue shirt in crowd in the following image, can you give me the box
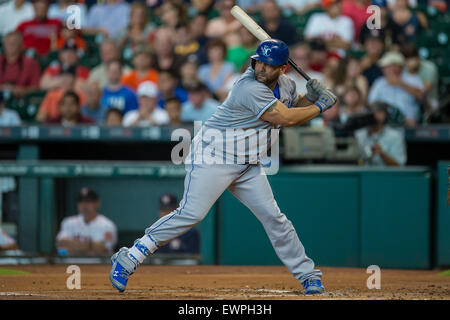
[81,105,108,124]
[101,86,138,115]
[181,97,219,123]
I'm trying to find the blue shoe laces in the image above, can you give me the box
[305,279,322,288]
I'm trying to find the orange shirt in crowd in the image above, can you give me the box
[56,36,87,52]
[121,69,158,91]
[38,88,86,121]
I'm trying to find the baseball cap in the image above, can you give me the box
[378,51,405,67]
[185,81,208,92]
[309,38,327,52]
[363,28,386,43]
[159,194,178,210]
[322,0,340,8]
[77,187,99,202]
[60,64,77,76]
[62,39,78,52]
[372,0,387,7]
[133,45,153,58]
[137,81,159,98]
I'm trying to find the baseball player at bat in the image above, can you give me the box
[109,39,337,295]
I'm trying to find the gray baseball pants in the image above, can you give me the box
[144,157,322,284]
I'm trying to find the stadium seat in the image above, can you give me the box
[4,90,46,123]
[39,51,59,71]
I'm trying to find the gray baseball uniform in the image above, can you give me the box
[140,67,322,284]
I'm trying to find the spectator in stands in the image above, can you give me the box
[323,54,341,90]
[0,93,20,227]
[0,0,34,36]
[85,0,130,41]
[165,96,182,126]
[157,69,188,109]
[122,81,169,127]
[16,0,62,57]
[226,26,258,72]
[329,56,368,100]
[156,193,200,254]
[368,51,424,127]
[46,90,94,125]
[52,26,87,53]
[206,0,242,46]
[304,0,354,57]
[105,107,123,126]
[390,0,427,43]
[180,59,201,90]
[341,0,371,43]
[117,1,156,61]
[48,0,88,28]
[152,27,185,76]
[181,81,219,123]
[401,43,439,118]
[338,85,368,125]
[87,40,131,90]
[359,0,404,48]
[427,0,447,12]
[56,187,117,255]
[321,92,341,126]
[81,82,107,124]
[40,39,90,92]
[159,0,188,30]
[387,0,418,8]
[191,0,215,14]
[121,46,158,91]
[173,23,203,64]
[0,31,41,98]
[308,38,329,73]
[198,39,236,102]
[355,101,407,166]
[0,93,21,126]
[101,60,138,115]
[260,0,298,46]
[188,14,210,66]
[276,0,321,14]
[287,43,325,96]
[36,65,85,122]
[359,28,386,88]
[236,0,266,13]
[0,226,19,251]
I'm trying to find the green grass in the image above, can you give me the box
[0,267,30,275]
[438,270,450,276]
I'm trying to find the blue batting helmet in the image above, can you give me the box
[251,39,289,67]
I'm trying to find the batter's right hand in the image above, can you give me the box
[306,79,326,102]
[314,89,337,113]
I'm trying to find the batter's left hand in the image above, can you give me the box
[306,79,326,102]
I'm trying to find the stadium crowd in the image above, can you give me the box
[0,0,448,128]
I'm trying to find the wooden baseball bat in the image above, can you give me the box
[230,5,311,81]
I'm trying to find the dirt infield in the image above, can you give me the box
[0,265,449,300]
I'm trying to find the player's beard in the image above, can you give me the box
[254,70,280,88]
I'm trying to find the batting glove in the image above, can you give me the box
[306,79,326,102]
[314,89,337,113]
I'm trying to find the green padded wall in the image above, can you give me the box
[360,171,431,269]
[437,161,450,267]
[218,172,360,267]
[217,167,431,269]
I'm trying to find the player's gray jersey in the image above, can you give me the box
[188,67,299,165]
[205,67,299,130]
